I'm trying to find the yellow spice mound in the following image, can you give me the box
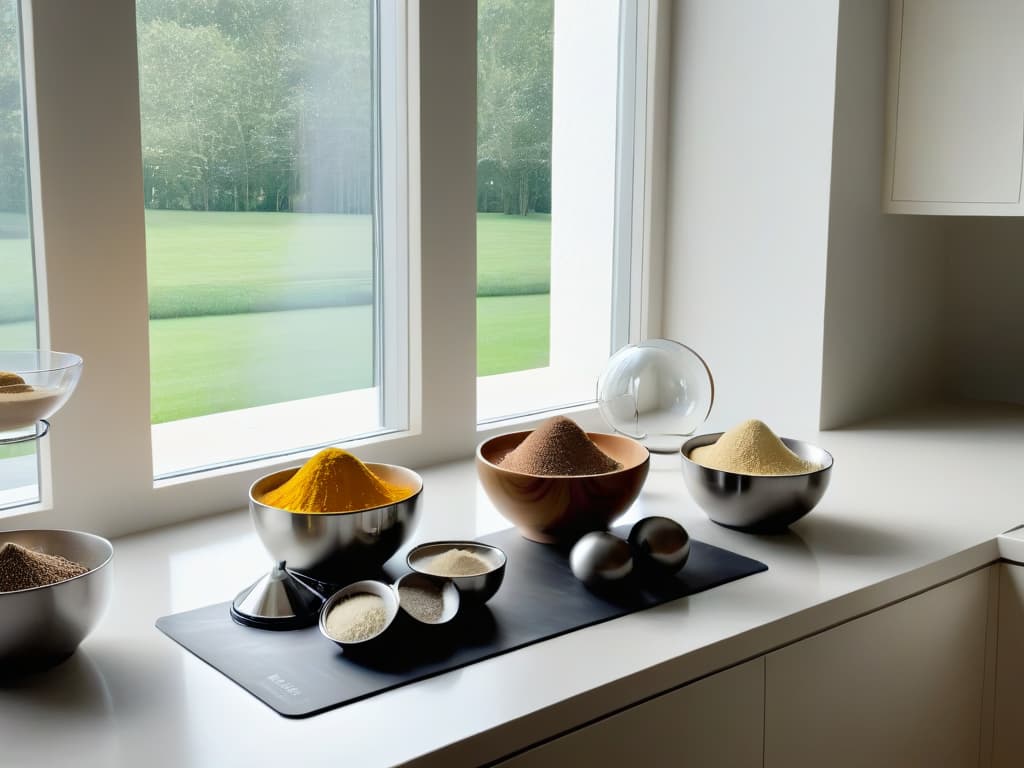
[260,448,411,514]
[689,419,821,476]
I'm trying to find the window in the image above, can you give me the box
[10,0,661,534]
[0,0,39,510]
[476,0,646,423]
[136,0,407,477]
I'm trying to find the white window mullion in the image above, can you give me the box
[410,0,478,459]
[21,0,155,533]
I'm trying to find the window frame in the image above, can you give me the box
[2,0,666,537]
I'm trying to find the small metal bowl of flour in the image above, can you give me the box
[319,580,401,654]
[681,432,833,533]
[407,541,507,606]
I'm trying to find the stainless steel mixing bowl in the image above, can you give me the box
[0,529,113,673]
[249,463,423,581]
[680,434,833,532]
[406,540,507,605]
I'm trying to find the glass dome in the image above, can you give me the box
[596,339,714,453]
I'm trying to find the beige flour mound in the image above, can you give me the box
[689,419,821,476]
[0,371,28,388]
[421,548,492,577]
[324,594,388,642]
[0,386,63,431]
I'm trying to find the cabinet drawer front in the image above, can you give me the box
[765,568,992,768]
[496,658,764,768]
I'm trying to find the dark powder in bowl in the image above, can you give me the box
[499,416,622,476]
[0,542,88,592]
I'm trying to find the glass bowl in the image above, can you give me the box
[596,338,714,453]
[0,350,83,439]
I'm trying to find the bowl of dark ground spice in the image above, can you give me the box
[0,529,113,673]
[476,416,650,544]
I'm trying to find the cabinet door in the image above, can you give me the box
[993,564,1024,768]
[496,658,764,768]
[886,0,1024,213]
[765,567,993,768]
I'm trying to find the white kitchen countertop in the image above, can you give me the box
[2,401,1023,768]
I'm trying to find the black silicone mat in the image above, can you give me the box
[156,525,767,718]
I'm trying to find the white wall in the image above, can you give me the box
[818,0,947,428]
[661,0,840,437]
[945,218,1024,405]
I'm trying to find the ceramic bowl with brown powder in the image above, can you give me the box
[476,417,650,544]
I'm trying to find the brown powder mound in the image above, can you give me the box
[0,542,88,592]
[689,419,821,476]
[0,371,32,392]
[499,416,622,476]
[0,371,26,387]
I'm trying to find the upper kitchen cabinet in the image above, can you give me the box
[884,0,1024,214]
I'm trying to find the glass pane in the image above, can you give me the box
[0,1,40,509]
[476,0,553,378]
[477,0,623,421]
[137,0,385,476]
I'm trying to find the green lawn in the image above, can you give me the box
[0,211,551,423]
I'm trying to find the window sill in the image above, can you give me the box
[152,388,384,480]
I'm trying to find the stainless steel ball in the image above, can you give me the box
[569,531,633,588]
[628,516,690,575]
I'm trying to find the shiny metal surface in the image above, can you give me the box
[569,531,634,588]
[407,541,507,606]
[0,529,113,672]
[394,571,460,625]
[230,561,323,629]
[628,516,690,575]
[318,579,400,650]
[249,463,422,580]
[681,434,833,532]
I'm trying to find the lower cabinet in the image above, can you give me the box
[495,567,998,767]
[495,658,765,768]
[765,567,993,768]
[993,564,1024,768]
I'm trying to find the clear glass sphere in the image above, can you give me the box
[596,339,714,454]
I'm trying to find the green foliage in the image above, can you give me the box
[148,305,375,423]
[137,0,372,214]
[0,210,552,324]
[0,2,27,214]
[148,294,549,423]
[477,293,549,375]
[477,0,553,216]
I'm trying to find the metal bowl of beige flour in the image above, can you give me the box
[681,432,833,532]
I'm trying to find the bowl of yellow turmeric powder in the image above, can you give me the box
[249,448,422,580]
